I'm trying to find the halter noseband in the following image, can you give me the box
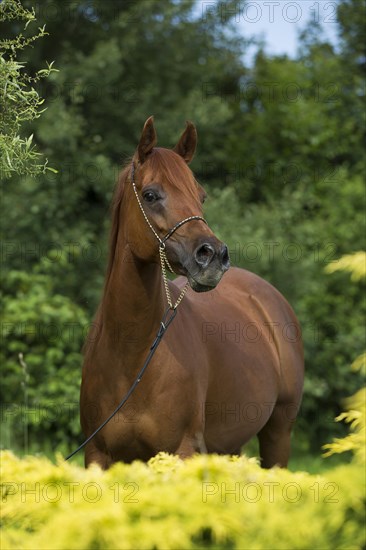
[130,162,207,309]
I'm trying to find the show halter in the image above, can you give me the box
[65,161,208,461]
[130,161,207,309]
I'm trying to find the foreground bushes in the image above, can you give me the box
[1,449,364,550]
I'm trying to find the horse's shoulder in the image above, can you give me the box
[173,266,296,323]
[218,267,297,320]
[220,266,280,296]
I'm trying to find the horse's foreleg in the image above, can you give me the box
[257,403,296,468]
[175,432,205,459]
[84,442,111,470]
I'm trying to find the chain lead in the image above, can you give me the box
[159,245,189,309]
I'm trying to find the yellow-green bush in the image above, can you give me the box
[1,449,364,550]
[325,251,366,282]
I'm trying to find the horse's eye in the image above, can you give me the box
[143,190,159,203]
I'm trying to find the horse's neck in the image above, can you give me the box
[101,242,165,355]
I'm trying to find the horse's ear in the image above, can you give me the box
[173,121,197,164]
[137,116,157,163]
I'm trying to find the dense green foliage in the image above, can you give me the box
[1,0,365,457]
[1,270,87,454]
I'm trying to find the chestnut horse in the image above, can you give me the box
[80,117,304,469]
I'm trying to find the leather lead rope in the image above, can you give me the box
[65,307,177,461]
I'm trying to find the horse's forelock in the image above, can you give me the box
[146,148,200,200]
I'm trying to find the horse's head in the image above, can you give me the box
[125,116,230,292]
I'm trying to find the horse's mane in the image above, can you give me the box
[82,162,130,357]
[104,163,130,288]
[146,148,199,199]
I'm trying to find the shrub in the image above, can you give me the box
[0,0,57,178]
[0,449,364,550]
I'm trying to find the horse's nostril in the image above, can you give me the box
[221,244,230,268]
[195,243,215,267]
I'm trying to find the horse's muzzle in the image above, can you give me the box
[187,239,230,292]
